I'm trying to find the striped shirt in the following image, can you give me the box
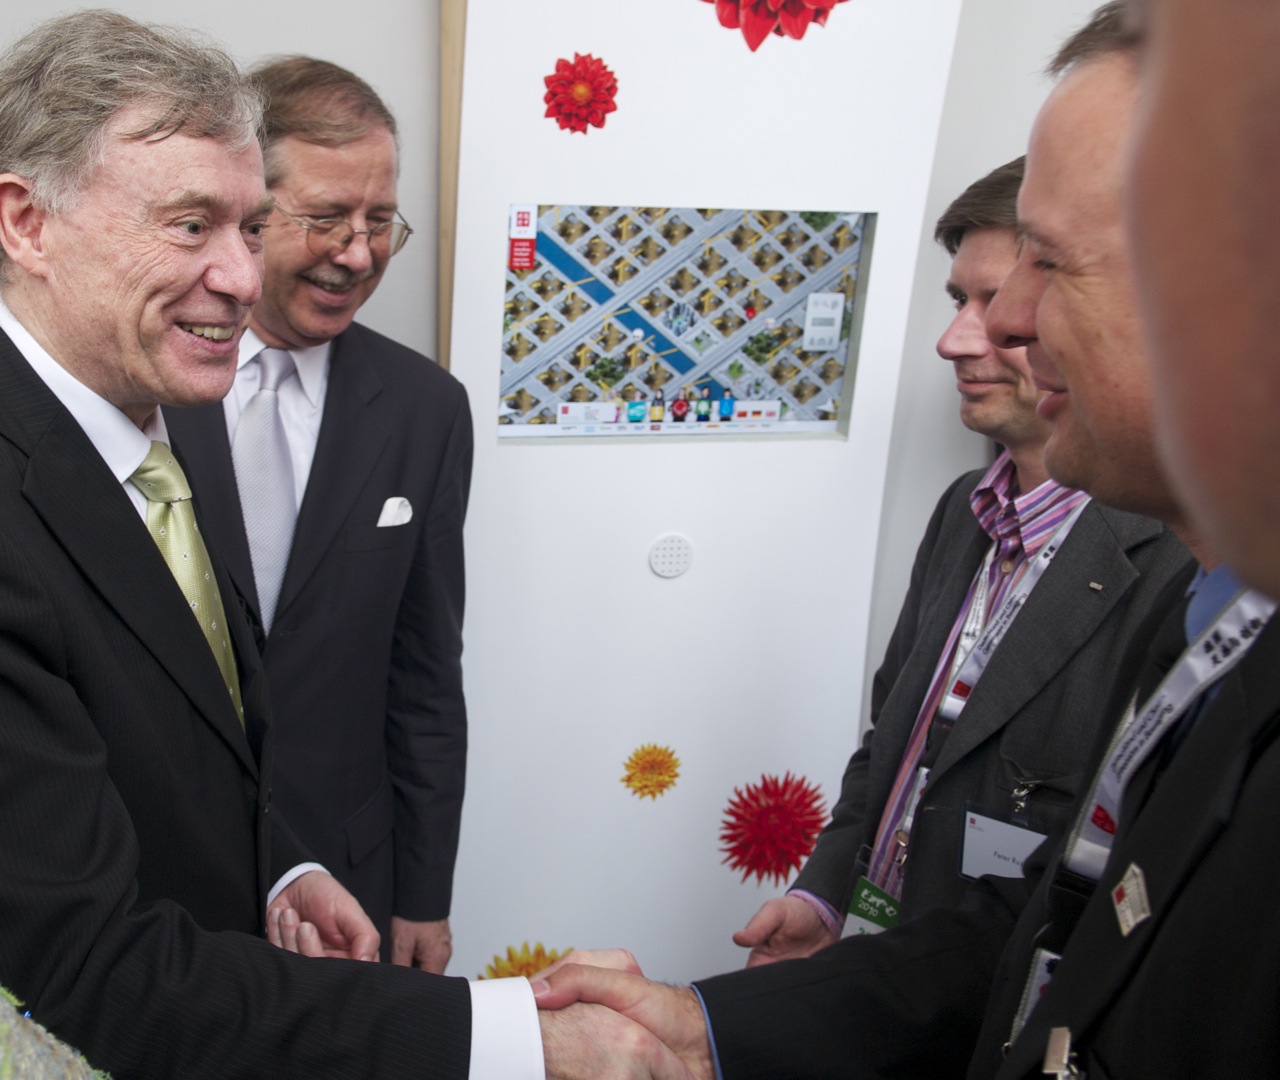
[969,452,1092,624]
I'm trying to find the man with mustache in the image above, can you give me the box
[166,57,472,974]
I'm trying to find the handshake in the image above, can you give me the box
[534,949,714,1080]
[534,895,835,1078]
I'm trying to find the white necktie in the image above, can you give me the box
[232,348,297,635]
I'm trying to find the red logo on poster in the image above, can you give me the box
[509,238,536,270]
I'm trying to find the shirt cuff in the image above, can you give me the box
[468,977,543,1079]
[690,985,726,1080]
[266,862,329,909]
[787,888,843,937]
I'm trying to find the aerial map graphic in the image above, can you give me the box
[499,204,875,438]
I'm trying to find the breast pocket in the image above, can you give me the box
[344,520,413,552]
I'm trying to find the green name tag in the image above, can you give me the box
[845,875,900,936]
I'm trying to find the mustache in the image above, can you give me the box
[304,266,377,291]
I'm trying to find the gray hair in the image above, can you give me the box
[0,9,263,221]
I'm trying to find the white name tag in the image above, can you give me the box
[961,811,1046,879]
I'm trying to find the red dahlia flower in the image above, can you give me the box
[703,0,851,51]
[720,771,827,886]
[543,53,618,134]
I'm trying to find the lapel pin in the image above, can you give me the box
[1088,581,1104,591]
[1112,862,1152,936]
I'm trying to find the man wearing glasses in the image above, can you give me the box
[167,56,472,975]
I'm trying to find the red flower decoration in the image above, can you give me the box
[543,53,618,134]
[719,772,827,886]
[703,0,851,51]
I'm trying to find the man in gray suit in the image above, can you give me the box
[736,158,1190,963]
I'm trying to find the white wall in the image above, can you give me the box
[446,0,965,984]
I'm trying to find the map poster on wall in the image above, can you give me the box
[499,205,876,438]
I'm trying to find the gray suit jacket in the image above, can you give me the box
[795,468,1192,920]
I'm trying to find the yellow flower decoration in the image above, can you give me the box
[479,941,570,980]
[622,742,681,799]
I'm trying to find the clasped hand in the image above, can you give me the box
[533,949,715,1080]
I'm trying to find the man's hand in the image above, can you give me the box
[535,962,714,1080]
[390,916,452,973]
[732,895,837,967]
[540,1003,698,1080]
[535,948,646,981]
[266,871,379,962]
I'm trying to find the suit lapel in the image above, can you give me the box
[899,514,992,714]
[164,402,260,620]
[1003,615,1280,1077]
[275,328,389,616]
[930,504,1151,780]
[20,397,257,776]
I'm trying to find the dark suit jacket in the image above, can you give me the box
[796,468,1192,920]
[694,478,1193,1080]
[974,600,1280,1080]
[166,321,473,943]
[0,329,471,1077]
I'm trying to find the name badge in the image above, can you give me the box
[961,811,1046,880]
[842,875,900,937]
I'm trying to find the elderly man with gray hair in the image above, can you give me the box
[0,11,676,1079]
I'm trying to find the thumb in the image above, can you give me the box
[732,904,778,948]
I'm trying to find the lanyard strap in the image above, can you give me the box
[1064,586,1277,879]
[937,501,1090,722]
[866,500,1090,892]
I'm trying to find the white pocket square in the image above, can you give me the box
[376,496,413,527]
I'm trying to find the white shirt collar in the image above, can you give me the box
[237,328,331,408]
[0,295,159,482]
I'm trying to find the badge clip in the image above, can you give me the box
[1042,1027,1084,1078]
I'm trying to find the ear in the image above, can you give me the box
[0,174,50,277]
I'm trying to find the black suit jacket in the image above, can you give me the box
[796,469,1191,920]
[0,329,471,1077]
[166,322,473,942]
[694,520,1194,1080]
[976,600,1280,1080]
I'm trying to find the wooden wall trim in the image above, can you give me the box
[438,0,467,369]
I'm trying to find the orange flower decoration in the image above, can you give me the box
[622,743,681,799]
[479,941,570,980]
[720,771,827,885]
[543,53,619,134]
[703,0,851,51]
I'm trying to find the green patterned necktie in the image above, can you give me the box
[131,441,244,727]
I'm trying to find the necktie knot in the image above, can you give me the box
[257,348,296,393]
[131,441,193,504]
